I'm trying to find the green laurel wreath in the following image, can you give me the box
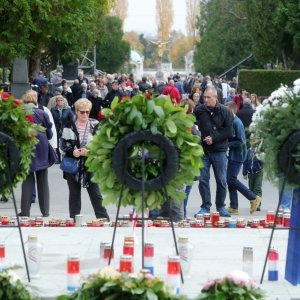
[86,95,203,211]
[0,95,38,197]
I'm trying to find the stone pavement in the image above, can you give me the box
[1,165,299,299]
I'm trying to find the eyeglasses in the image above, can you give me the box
[78,110,90,115]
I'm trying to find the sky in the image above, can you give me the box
[123,0,187,36]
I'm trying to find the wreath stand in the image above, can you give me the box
[260,131,300,284]
[107,130,184,283]
[0,132,31,282]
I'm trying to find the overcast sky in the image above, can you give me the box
[123,0,187,36]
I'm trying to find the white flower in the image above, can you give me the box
[262,99,270,106]
[272,99,280,106]
[293,85,300,95]
[227,270,251,286]
[99,266,121,279]
[293,78,300,87]
[282,103,289,108]
[7,270,21,284]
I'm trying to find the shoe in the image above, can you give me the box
[31,198,36,203]
[250,196,262,214]
[227,207,239,215]
[197,208,210,215]
[18,213,28,217]
[42,213,49,217]
[217,207,231,217]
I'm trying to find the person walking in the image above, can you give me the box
[225,101,261,214]
[60,98,109,220]
[194,86,233,217]
[19,90,55,217]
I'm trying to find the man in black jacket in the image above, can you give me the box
[194,86,233,217]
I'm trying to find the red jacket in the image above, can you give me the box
[162,85,181,103]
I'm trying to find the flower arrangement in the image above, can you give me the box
[0,269,34,300]
[57,266,186,300]
[0,92,38,197]
[250,78,300,185]
[196,270,265,300]
[86,94,203,211]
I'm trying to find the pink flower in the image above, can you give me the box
[227,270,251,286]
[202,279,216,291]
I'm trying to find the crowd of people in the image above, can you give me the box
[8,69,282,220]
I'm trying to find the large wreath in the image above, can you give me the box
[250,78,300,185]
[86,94,203,211]
[0,92,38,197]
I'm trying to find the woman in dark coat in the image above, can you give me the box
[19,90,54,217]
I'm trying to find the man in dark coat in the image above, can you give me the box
[194,86,233,217]
[236,98,255,129]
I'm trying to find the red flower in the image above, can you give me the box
[26,115,34,123]
[145,92,151,100]
[14,99,22,106]
[0,92,12,100]
[98,112,105,120]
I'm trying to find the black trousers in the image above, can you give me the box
[21,169,49,216]
[65,172,109,220]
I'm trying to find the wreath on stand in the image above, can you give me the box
[86,95,203,211]
[0,92,38,197]
[250,78,300,185]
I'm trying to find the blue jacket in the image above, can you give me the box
[243,148,263,175]
[228,115,247,162]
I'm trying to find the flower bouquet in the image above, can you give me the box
[250,78,300,185]
[196,270,265,300]
[57,266,187,300]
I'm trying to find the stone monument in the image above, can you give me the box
[10,58,30,98]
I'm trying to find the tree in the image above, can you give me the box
[139,34,157,68]
[95,16,130,73]
[110,0,128,29]
[185,0,200,45]
[124,31,144,53]
[0,0,111,76]
[194,0,252,75]
[245,0,300,69]
[156,0,174,41]
[169,36,193,68]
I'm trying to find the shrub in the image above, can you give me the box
[238,69,300,96]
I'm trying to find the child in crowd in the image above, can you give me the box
[242,136,263,211]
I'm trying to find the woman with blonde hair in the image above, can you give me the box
[60,98,109,220]
[250,93,260,109]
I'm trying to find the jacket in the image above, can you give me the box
[194,102,233,153]
[60,119,99,186]
[243,148,263,175]
[30,108,53,172]
[50,106,74,135]
[228,116,247,162]
[162,85,181,103]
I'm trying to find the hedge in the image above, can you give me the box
[238,69,300,96]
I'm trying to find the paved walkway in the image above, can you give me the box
[1,165,299,299]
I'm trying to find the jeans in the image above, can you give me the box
[279,185,293,210]
[227,160,256,209]
[198,152,227,210]
[183,185,192,218]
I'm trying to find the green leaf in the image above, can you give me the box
[111,97,119,110]
[153,105,164,118]
[146,289,158,300]
[127,105,137,123]
[146,100,154,115]
[165,119,177,134]
[150,123,158,135]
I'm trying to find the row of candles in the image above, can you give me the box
[0,210,291,228]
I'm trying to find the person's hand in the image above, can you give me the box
[73,149,81,158]
[204,136,213,145]
[79,148,88,156]
[243,175,248,180]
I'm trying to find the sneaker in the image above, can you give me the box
[227,207,239,215]
[197,207,210,215]
[217,207,231,217]
[250,196,262,214]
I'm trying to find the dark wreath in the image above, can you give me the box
[112,130,179,192]
[0,132,21,189]
[278,130,300,185]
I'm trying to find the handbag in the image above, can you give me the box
[60,156,79,174]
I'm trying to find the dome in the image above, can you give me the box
[130,50,142,63]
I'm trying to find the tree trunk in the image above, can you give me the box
[29,54,42,80]
[282,50,289,70]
